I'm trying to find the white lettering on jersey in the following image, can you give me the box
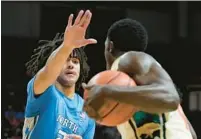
[57,115,79,133]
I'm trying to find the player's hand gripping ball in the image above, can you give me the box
[83,70,137,126]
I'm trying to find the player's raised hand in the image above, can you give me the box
[63,10,97,48]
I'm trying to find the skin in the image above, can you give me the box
[32,10,97,139]
[33,10,97,96]
[83,37,197,139]
[84,37,180,114]
[55,56,80,98]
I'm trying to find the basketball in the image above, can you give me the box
[84,70,137,126]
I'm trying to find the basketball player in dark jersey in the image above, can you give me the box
[83,19,197,139]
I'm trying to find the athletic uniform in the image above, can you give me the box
[22,77,95,139]
[111,56,192,139]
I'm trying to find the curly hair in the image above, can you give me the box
[107,18,148,52]
[25,33,90,90]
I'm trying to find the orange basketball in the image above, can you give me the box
[84,70,137,126]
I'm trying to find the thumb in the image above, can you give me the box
[82,83,94,90]
[86,38,97,45]
[81,38,97,46]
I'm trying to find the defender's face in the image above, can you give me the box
[57,54,80,87]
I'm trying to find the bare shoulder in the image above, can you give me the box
[118,51,157,74]
[121,51,160,65]
[118,51,172,84]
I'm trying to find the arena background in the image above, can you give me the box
[1,1,201,139]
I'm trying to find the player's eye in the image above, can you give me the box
[72,58,80,64]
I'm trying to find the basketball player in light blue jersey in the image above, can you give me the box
[23,10,97,139]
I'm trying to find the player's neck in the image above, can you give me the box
[107,51,125,69]
[63,86,75,98]
[55,82,75,99]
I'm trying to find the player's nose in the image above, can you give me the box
[67,60,75,69]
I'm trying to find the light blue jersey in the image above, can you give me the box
[23,77,95,139]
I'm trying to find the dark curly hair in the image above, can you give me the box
[25,33,90,90]
[107,18,148,52]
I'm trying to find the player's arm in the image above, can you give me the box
[179,105,197,139]
[33,43,73,95]
[33,10,95,95]
[82,119,96,139]
[33,12,80,95]
[184,115,197,139]
[102,51,180,114]
[188,121,197,139]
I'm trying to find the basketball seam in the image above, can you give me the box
[101,72,133,123]
[116,77,136,123]
[106,71,122,84]
[100,72,122,119]
[101,103,119,119]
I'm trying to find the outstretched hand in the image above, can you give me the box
[63,10,97,48]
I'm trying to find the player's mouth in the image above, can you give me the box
[65,71,76,77]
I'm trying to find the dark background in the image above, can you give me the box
[1,1,201,139]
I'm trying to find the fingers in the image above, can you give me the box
[77,38,97,47]
[74,10,84,25]
[82,83,87,89]
[82,11,92,29]
[84,103,96,117]
[79,10,91,27]
[69,10,92,29]
[82,83,94,90]
[85,38,97,45]
[67,14,74,27]
[69,10,91,27]
[84,103,102,121]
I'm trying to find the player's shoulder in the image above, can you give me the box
[119,51,153,67]
[122,51,161,67]
[27,76,55,93]
[118,51,162,75]
[122,51,153,61]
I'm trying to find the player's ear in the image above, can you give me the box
[108,40,114,53]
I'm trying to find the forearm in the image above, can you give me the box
[103,83,180,113]
[33,43,73,94]
[188,122,197,139]
[44,43,73,79]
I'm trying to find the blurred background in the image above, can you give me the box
[1,1,201,139]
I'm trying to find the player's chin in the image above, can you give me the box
[65,78,78,86]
